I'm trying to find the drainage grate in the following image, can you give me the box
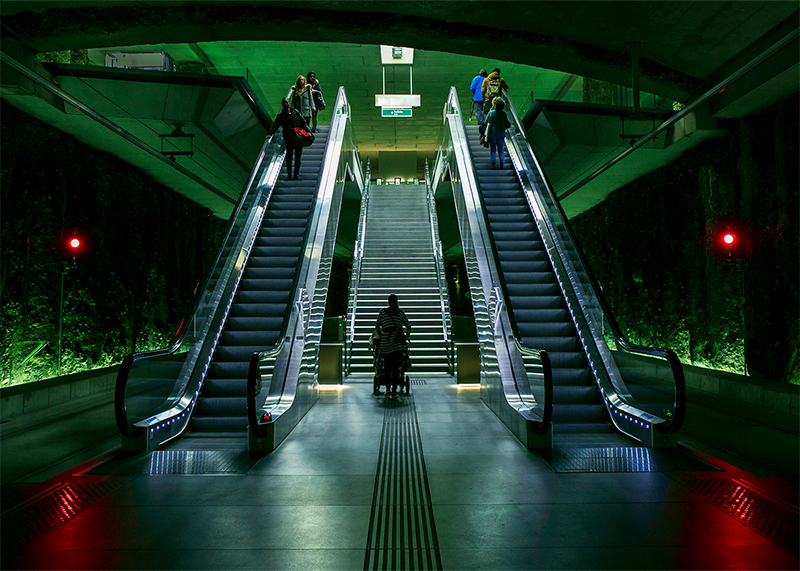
[684,478,799,552]
[2,480,123,545]
[409,379,427,385]
[364,398,442,570]
[537,447,720,473]
[148,450,251,475]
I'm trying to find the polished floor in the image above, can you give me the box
[2,376,798,570]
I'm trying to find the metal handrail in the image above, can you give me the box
[503,89,685,434]
[424,159,455,374]
[344,159,371,375]
[115,132,283,440]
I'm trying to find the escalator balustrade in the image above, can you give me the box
[187,128,330,435]
[465,125,608,435]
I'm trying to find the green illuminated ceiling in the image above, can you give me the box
[91,41,582,167]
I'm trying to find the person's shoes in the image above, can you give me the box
[293,175,303,180]
[286,175,293,181]
[499,163,505,169]
[491,163,496,169]
[392,391,399,398]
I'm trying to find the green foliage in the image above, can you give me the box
[571,96,799,384]
[0,102,225,387]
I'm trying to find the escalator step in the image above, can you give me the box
[189,416,249,432]
[512,308,569,322]
[507,282,561,296]
[239,277,293,291]
[520,336,580,352]
[220,328,283,346]
[234,291,291,304]
[243,267,296,280]
[226,314,287,329]
[196,397,247,416]
[215,343,281,361]
[552,368,593,386]
[207,362,250,380]
[547,352,589,368]
[202,378,248,397]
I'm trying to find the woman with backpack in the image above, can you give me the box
[376,294,411,398]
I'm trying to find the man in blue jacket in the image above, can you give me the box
[470,69,488,135]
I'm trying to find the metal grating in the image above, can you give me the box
[148,450,251,475]
[409,379,427,385]
[2,481,123,545]
[684,478,799,552]
[364,397,442,570]
[537,447,720,473]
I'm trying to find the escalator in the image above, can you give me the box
[116,88,363,453]
[464,125,607,437]
[434,88,685,448]
[187,129,329,436]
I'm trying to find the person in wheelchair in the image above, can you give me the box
[374,294,411,398]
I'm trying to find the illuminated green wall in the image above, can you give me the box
[570,95,799,384]
[0,101,225,387]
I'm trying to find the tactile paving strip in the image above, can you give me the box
[148,450,251,475]
[684,478,799,552]
[537,446,720,473]
[2,480,124,545]
[364,397,442,570]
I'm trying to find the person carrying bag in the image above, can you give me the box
[268,97,313,180]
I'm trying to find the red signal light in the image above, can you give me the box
[69,237,81,249]
[722,233,735,246]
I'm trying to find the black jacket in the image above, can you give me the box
[269,108,310,144]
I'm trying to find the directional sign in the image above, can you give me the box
[381,108,412,118]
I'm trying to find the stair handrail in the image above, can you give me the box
[249,86,361,440]
[344,158,371,374]
[424,158,455,374]
[503,89,685,435]
[115,130,286,441]
[439,86,552,437]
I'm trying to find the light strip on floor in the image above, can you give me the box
[317,384,347,391]
[454,383,481,390]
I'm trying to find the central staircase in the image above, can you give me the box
[348,184,450,375]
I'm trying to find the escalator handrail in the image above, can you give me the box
[442,86,552,431]
[114,134,281,438]
[503,89,686,433]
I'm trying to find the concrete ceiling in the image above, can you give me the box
[1,1,797,216]
[96,41,586,169]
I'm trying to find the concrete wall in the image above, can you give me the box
[0,365,118,422]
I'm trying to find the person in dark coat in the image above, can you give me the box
[268,97,311,180]
[307,71,324,133]
[375,294,411,398]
